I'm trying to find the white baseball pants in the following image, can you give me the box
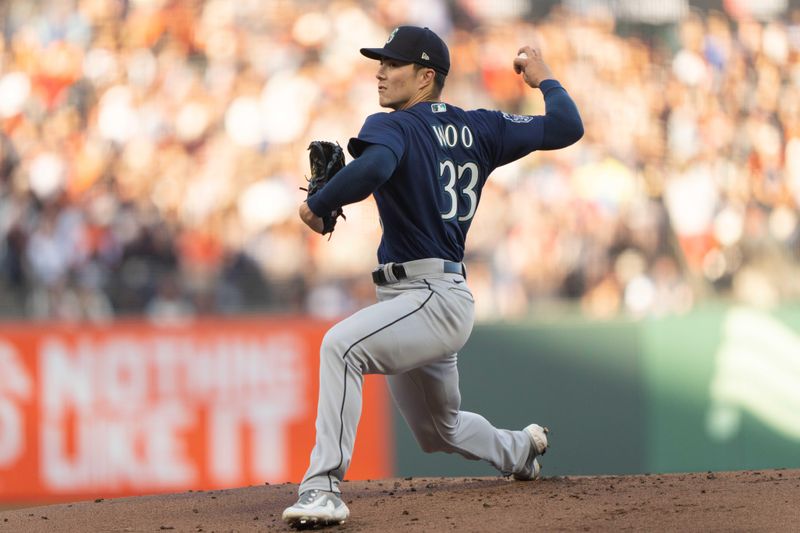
[299,259,533,494]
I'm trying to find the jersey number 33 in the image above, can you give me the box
[439,159,479,223]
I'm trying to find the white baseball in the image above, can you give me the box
[517,52,528,59]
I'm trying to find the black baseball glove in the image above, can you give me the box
[301,140,346,237]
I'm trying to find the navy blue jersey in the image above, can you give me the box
[348,101,545,264]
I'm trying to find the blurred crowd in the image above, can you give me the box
[1,0,800,323]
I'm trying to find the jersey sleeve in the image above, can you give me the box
[347,113,407,161]
[480,110,545,168]
[477,80,582,168]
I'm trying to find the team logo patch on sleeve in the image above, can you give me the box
[502,112,534,123]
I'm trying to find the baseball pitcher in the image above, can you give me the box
[284,25,583,528]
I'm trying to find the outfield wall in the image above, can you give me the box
[0,318,392,502]
[1,306,798,502]
[393,305,800,477]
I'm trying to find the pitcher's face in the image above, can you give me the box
[375,58,419,110]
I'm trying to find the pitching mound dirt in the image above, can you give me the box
[1,469,798,532]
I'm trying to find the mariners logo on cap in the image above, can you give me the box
[386,28,398,44]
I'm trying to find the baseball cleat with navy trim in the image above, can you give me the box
[282,489,350,529]
[513,424,549,481]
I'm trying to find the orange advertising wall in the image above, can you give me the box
[0,317,393,502]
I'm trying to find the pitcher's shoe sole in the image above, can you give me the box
[283,490,349,529]
[284,515,347,529]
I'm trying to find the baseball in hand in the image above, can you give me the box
[514,52,528,74]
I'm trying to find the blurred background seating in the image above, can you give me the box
[1,0,799,323]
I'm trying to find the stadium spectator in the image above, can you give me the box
[0,0,798,321]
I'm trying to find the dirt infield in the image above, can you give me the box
[1,469,798,532]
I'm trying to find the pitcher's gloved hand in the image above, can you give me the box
[301,141,346,237]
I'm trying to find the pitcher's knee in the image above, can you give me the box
[429,418,465,449]
[416,432,448,454]
[320,328,368,377]
[413,425,452,454]
[320,327,350,360]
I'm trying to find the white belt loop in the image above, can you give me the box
[382,262,399,283]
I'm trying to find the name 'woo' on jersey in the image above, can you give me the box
[347,101,544,264]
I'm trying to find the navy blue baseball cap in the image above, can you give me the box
[361,26,450,76]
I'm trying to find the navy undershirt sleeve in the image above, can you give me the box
[539,79,584,150]
[494,79,583,166]
[306,143,397,217]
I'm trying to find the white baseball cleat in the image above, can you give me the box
[513,424,549,481]
[282,489,350,529]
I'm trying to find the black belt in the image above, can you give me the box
[372,260,465,285]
